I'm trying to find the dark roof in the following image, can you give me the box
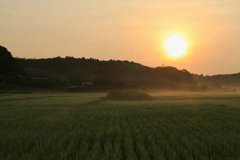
[81,82,93,86]
[17,74,26,79]
[0,83,18,87]
[0,74,26,80]
[67,86,88,89]
[0,74,17,80]
[31,77,48,80]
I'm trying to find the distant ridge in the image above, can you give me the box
[193,73,240,88]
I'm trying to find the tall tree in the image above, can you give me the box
[0,45,17,73]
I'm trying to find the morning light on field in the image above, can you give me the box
[1,0,240,159]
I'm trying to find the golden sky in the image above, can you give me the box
[1,0,240,75]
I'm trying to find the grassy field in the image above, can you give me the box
[0,92,240,159]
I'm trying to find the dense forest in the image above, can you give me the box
[15,56,198,91]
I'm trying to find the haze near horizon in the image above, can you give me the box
[1,0,240,75]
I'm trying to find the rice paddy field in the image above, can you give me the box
[0,91,240,160]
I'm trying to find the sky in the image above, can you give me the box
[1,0,240,75]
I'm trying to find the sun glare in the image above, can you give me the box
[165,35,188,58]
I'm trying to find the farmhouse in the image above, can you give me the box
[0,73,27,89]
[67,82,92,92]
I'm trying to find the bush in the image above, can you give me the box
[106,91,152,100]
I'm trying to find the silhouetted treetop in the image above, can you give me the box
[0,45,17,73]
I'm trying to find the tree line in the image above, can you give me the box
[9,45,240,92]
[4,44,238,91]
[15,56,198,91]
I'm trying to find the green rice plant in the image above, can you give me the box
[0,92,240,159]
[106,91,152,100]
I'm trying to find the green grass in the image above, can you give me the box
[0,92,240,159]
[106,91,152,100]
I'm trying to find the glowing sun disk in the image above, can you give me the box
[165,36,187,57]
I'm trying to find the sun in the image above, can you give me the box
[164,35,188,58]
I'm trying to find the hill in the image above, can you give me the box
[16,56,197,91]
